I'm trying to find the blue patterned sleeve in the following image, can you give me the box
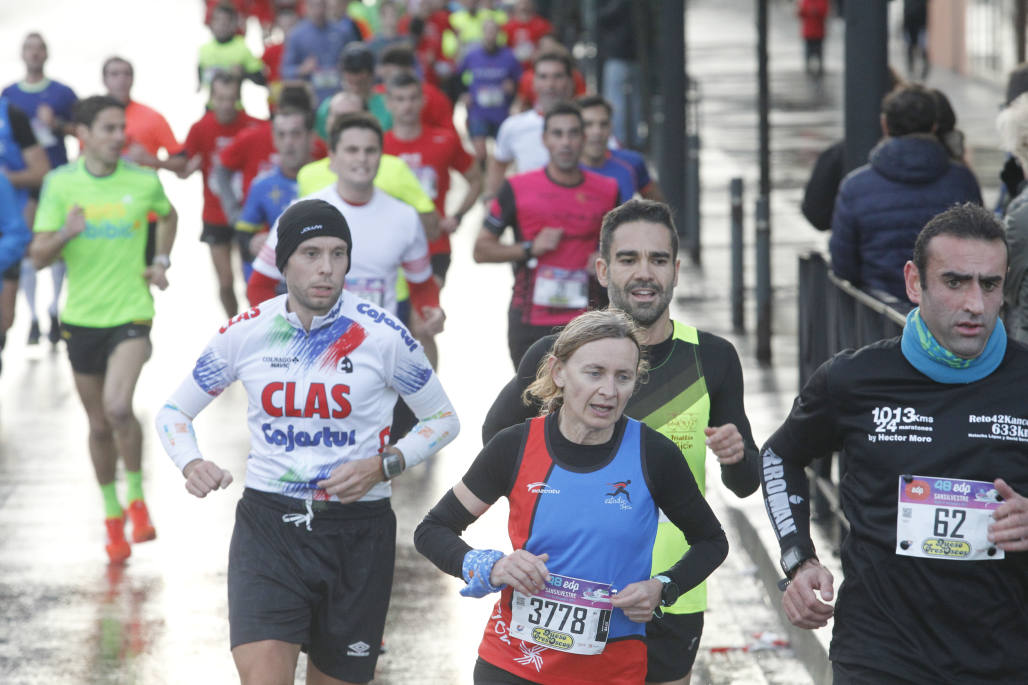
[191,345,236,397]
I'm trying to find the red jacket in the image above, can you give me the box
[798,0,828,40]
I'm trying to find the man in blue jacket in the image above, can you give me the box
[829,83,981,302]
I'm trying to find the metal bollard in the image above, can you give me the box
[685,77,702,265]
[756,195,772,363]
[730,178,745,333]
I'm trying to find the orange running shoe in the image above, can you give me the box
[105,516,131,564]
[127,500,157,543]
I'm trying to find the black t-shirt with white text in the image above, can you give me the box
[763,337,1028,683]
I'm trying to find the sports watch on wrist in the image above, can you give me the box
[780,543,817,579]
[520,240,533,260]
[653,574,680,607]
[381,451,404,480]
[153,254,171,269]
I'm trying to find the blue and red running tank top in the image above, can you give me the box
[478,415,657,685]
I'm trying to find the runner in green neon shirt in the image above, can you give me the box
[30,95,178,564]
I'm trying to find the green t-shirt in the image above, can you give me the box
[34,159,171,327]
[315,93,393,141]
[198,35,263,87]
[367,93,391,132]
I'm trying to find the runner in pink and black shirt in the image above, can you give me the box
[474,102,618,367]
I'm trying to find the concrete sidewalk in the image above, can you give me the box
[680,0,1007,681]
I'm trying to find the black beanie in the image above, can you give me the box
[275,199,353,273]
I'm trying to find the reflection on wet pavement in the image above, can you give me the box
[0,0,1006,683]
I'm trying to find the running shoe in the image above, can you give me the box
[127,500,157,543]
[105,516,131,564]
[48,314,60,345]
[27,320,40,345]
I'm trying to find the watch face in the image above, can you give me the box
[656,576,678,606]
[781,546,807,575]
[661,582,679,606]
[383,454,402,479]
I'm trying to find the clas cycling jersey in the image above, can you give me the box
[161,292,455,502]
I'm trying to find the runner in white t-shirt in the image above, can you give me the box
[155,198,460,685]
[493,108,545,174]
[485,50,574,198]
[251,112,443,327]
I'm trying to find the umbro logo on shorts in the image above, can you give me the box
[346,641,371,657]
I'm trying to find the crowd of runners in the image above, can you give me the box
[1,2,1026,684]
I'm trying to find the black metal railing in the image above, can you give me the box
[797,251,911,547]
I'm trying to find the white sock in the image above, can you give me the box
[19,257,37,322]
[48,260,65,317]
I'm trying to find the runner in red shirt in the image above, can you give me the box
[473,102,619,367]
[383,72,482,285]
[375,45,456,133]
[513,37,586,113]
[503,0,553,69]
[261,5,301,105]
[180,73,261,317]
[217,85,327,204]
[203,0,274,32]
[398,0,453,88]
[383,72,481,369]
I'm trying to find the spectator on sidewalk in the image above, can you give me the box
[995,62,1028,216]
[801,68,904,232]
[903,0,929,80]
[930,88,967,164]
[829,83,982,303]
[597,0,639,148]
[797,0,828,77]
[997,92,1028,342]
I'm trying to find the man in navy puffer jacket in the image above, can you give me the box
[829,84,982,302]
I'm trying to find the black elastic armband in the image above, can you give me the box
[413,489,478,579]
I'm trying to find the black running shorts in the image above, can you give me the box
[62,321,152,375]
[228,488,396,683]
[200,223,233,245]
[645,611,704,682]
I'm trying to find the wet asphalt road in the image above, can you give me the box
[0,0,1006,683]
